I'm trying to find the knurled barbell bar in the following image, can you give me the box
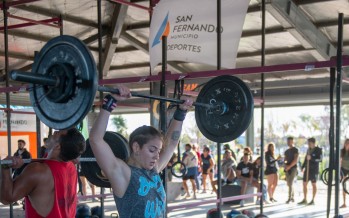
[0,157,97,165]
[9,35,254,143]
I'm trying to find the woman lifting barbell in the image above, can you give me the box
[89,84,193,218]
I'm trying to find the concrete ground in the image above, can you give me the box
[1,180,349,217]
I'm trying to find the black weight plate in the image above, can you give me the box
[171,161,187,178]
[81,131,129,188]
[195,75,254,143]
[30,35,97,130]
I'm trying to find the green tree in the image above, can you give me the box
[299,114,320,137]
[112,115,128,138]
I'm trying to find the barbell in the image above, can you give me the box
[0,157,97,165]
[9,35,254,143]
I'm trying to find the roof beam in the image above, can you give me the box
[102,2,129,76]
[14,5,99,28]
[294,0,337,5]
[237,45,311,58]
[260,0,336,60]
[83,30,108,45]
[108,46,315,70]
[3,41,348,63]
[315,17,349,28]
[0,50,34,61]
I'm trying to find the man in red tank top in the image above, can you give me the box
[0,128,86,218]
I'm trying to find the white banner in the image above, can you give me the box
[0,111,36,132]
[149,0,250,70]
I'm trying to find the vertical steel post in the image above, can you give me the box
[2,0,13,218]
[160,36,168,216]
[97,0,104,217]
[334,13,344,218]
[59,14,63,36]
[259,0,266,214]
[36,116,41,157]
[216,0,222,216]
[3,1,13,217]
[327,67,336,218]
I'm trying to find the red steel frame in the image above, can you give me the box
[0,14,60,31]
[0,0,40,10]
[99,56,349,85]
[1,56,349,93]
[8,13,60,28]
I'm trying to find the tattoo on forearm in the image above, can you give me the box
[171,131,180,141]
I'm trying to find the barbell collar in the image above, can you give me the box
[11,70,58,87]
[0,157,97,165]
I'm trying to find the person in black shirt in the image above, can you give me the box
[39,138,49,158]
[252,156,268,203]
[12,139,32,206]
[284,137,299,203]
[298,137,322,205]
[265,143,281,202]
[201,147,216,193]
[13,139,32,179]
[224,144,237,161]
[236,150,260,206]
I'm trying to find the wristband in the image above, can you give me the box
[173,108,187,121]
[102,94,117,112]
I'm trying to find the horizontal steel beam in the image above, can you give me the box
[108,46,313,70]
[100,56,349,85]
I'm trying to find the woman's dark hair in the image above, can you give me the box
[185,143,192,149]
[341,139,349,158]
[267,143,275,158]
[253,156,261,165]
[129,125,163,153]
[243,147,252,155]
[203,147,210,153]
[59,128,86,161]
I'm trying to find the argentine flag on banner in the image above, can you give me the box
[149,0,250,70]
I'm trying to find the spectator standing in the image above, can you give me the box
[13,139,32,179]
[284,137,299,204]
[265,143,281,202]
[298,137,322,205]
[192,143,202,190]
[182,144,198,199]
[201,147,216,193]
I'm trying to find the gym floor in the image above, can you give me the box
[1,180,349,218]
